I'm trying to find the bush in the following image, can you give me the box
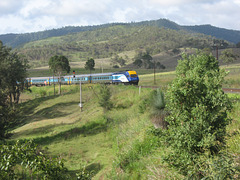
[150,89,169,129]
[0,140,68,179]
[98,85,113,112]
[164,53,233,178]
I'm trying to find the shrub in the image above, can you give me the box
[98,85,113,112]
[150,89,169,129]
[0,140,68,179]
[164,53,233,178]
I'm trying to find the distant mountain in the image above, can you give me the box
[181,24,240,44]
[1,19,240,48]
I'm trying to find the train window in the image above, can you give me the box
[130,74,137,78]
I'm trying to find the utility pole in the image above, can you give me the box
[79,80,83,111]
[154,58,156,85]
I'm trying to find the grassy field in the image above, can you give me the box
[13,84,155,179]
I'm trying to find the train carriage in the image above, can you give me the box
[28,70,139,86]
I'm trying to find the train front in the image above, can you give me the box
[126,70,139,85]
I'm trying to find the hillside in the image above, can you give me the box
[1,19,240,48]
[14,25,228,69]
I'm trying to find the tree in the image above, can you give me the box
[111,55,126,67]
[49,55,70,95]
[220,49,238,65]
[236,42,240,48]
[142,53,153,69]
[85,58,95,73]
[165,53,232,177]
[0,41,29,139]
[133,52,154,69]
[85,58,95,83]
[0,42,29,106]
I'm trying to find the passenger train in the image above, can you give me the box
[26,70,139,86]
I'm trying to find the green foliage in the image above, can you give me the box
[49,55,70,94]
[220,48,238,65]
[111,54,126,67]
[199,152,240,179]
[0,140,68,179]
[164,53,233,177]
[76,162,95,180]
[98,85,112,112]
[0,41,29,139]
[48,55,70,74]
[0,90,16,139]
[150,89,169,129]
[138,91,155,114]
[84,58,95,72]
[0,41,29,105]
[114,131,160,178]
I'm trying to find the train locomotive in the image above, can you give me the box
[27,70,139,86]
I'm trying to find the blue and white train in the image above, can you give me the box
[27,70,139,86]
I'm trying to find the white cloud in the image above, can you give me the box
[0,0,240,34]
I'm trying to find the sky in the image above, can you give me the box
[0,0,240,35]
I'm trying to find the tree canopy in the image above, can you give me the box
[84,58,95,72]
[48,55,70,75]
[0,41,29,139]
[48,55,70,95]
[220,49,238,65]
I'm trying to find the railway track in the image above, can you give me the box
[138,86,240,93]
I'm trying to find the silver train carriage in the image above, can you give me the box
[27,70,139,86]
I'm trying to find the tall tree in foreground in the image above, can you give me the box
[165,53,232,178]
[0,41,29,138]
[0,41,29,106]
[49,55,70,95]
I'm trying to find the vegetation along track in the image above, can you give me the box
[138,86,240,93]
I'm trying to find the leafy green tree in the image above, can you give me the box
[49,55,70,94]
[142,53,153,69]
[85,58,95,83]
[0,41,28,139]
[0,41,29,106]
[220,49,238,65]
[85,58,95,73]
[133,52,154,69]
[165,53,232,177]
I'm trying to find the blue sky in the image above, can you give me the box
[0,0,240,34]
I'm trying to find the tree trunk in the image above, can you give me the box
[58,73,61,95]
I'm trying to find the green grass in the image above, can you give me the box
[226,93,240,154]
[13,84,156,179]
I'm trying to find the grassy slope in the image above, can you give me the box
[12,84,153,179]
[11,68,240,179]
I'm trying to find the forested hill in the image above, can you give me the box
[1,19,240,48]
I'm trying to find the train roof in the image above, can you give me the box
[27,71,137,79]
